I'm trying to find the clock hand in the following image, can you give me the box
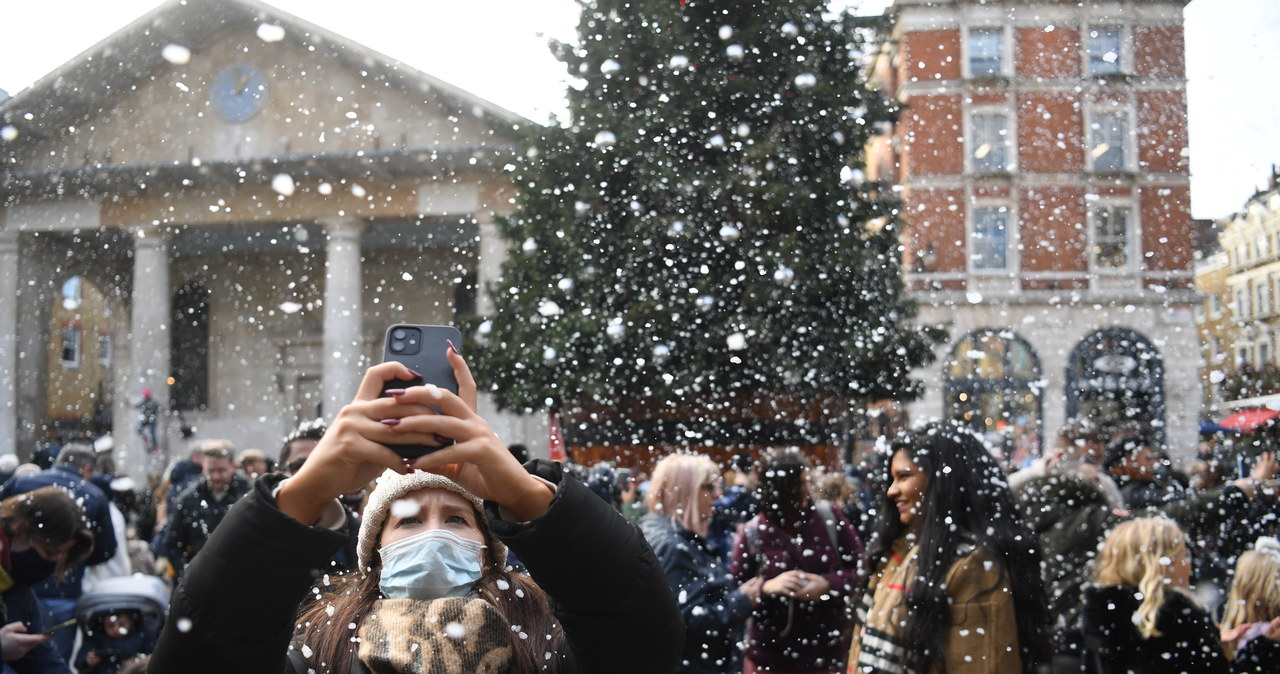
[235,74,251,95]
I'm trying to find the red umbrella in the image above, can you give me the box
[1218,408,1280,432]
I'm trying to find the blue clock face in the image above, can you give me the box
[209,64,268,122]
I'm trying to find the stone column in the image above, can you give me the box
[122,227,171,478]
[321,216,367,419]
[475,215,504,317]
[0,230,18,455]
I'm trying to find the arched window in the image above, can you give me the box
[944,329,1043,467]
[171,284,211,411]
[1067,328,1165,444]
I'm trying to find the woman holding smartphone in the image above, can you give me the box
[848,423,1050,674]
[148,349,683,674]
[0,486,95,673]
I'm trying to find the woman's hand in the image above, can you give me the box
[378,349,554,521]
[277,360,428,525]
[762,570,809,597]
[737,576,764,605]
[792,573,832,601]
[0,622,48,662]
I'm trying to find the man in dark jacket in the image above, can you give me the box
[0,443,119,667]
[163,441,251,578]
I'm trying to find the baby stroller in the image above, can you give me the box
[73,574,169,674]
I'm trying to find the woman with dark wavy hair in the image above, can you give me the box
[848,422,1050,674]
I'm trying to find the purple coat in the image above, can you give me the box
[730,502,864,672]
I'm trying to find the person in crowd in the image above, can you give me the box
[161,441,251,579]
[278,418,327,477]
[236,449,269,481]
[1081,517,1228,673]
[585,461,620,510]
[75,610,152,674]
[1008,418,1107,494]
[1103,431,1185,509]
[0,486,95,673]
[277,419,362,571]
[850,422,1050,674]
[731,447,863,674]
[810,466,863,527]
[149,352,683,673]
[134,390,161,454]
[1018,442,1275,671]
[0,444,118,663]
[616,467,646,523]
[1220,537,1280,671]
[641,453,763,673]
[706,452,759,562]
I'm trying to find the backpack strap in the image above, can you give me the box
[814,500,840,554]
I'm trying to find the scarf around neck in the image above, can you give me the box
[356,596,513,673]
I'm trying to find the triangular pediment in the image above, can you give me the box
[0,0,528,201]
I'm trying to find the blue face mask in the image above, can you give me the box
[378,529,486,601]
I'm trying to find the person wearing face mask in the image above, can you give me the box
[0,485,95,674]
[148,348,683,674]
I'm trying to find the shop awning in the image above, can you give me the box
[1218,408,1280,432]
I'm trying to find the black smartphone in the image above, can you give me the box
[36,617,77,635]
[380,324,462,459]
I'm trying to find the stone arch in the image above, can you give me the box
[943,328,1044,467]
[1066,328,1166,445]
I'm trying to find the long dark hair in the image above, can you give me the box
[294,511,564,673]
[864,422,1050,674]
[756,447,809,531]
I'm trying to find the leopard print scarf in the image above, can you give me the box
[356,597,513,673]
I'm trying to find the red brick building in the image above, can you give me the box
[870,0,1200,464]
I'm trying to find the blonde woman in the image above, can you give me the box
[640,454,763,673]
[1081,517,1228,673]
[1220,538,1280,670]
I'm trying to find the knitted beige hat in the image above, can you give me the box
[356,469,507,574]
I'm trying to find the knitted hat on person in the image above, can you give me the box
[356,469,506,574]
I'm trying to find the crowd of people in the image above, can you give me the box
[0,349,1277,673]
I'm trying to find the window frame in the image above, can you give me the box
[1087,105,1135,173]
[964,25,1008,79]
[60,323,83,369]
[1087,198,1138,273]
[1085,24,1127,77]
[969,202,1016,273]
[967,106,1015,174]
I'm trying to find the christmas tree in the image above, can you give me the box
[469,0,943,444]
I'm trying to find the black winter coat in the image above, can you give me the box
[1081,584,1228,674]
[1017,471,1249,657]
[162,473,251,575]
[640,513,753,674]
[1231,631,1280,673]
[148,461,683,674]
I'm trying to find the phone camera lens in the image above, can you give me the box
[392,329,407,340]
[390,340,406,352]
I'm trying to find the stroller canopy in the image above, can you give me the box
[75,574,169,624]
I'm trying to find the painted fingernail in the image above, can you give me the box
[447,339,460,355]
[384,389,407,397]
[406,368,424,379]
[380,418,401,427]
[433,434,450,445]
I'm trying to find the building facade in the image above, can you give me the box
[0,0,544,477]
[1199,174,1280,412]
[871,0,1200,463]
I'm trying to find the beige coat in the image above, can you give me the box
[848,537,1023,674]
